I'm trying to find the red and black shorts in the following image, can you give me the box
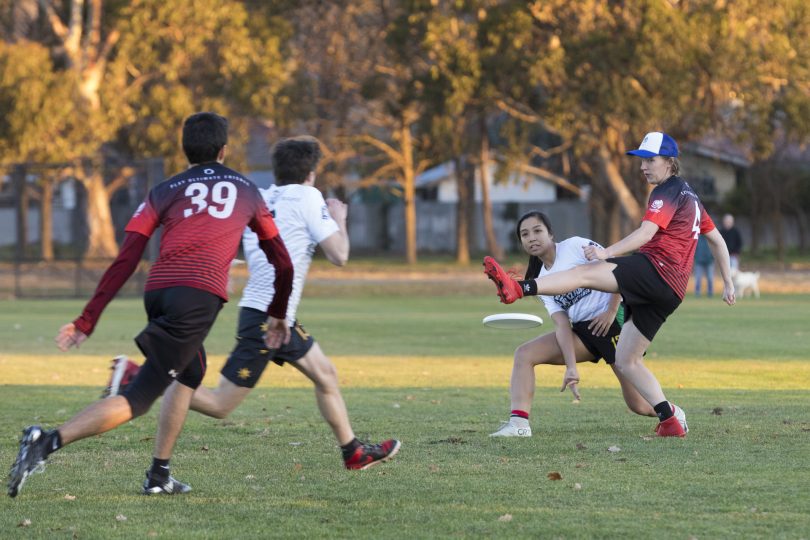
[221,307,315,388]
[607,253,681,342]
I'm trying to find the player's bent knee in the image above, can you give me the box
[121,360,172,418]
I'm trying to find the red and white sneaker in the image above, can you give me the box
[671,404,688,433]
[655,415,686,437]
[482,256,524,304]
[344,439,401,470]
[101,355,141,398]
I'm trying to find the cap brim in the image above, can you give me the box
[626,149,658,157]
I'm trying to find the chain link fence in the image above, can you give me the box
[0,158,164,299]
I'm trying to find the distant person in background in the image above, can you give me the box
[719,214,742,271]
[693,234,714,297]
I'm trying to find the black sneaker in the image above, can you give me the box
[142,471,192,495]
[344,439,401,470]
[7,426,49,498]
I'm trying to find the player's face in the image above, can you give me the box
[639,156,672,184]
[519,217,553,258]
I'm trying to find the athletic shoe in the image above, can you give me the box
[142,471,192,495]
[344,439,401,470]
[671,404,689,433]
[483,256,524,304]
[7,426,49,498]
[655,415,686,437]
[489,420,532,437]
[101,355,140,398]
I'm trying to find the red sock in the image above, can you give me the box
[510,409,529,420]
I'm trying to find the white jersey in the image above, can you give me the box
[239,184,339,324]
[537,237,614,323]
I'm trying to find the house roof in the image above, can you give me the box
[415,160,582,197]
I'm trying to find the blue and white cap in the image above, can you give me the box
[626,132,679,158]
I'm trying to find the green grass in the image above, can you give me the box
[1,293,809,538]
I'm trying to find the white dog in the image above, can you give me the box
[732,269,760,299]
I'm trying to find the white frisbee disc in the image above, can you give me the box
[482,313,544,329]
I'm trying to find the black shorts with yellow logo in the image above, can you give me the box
[221,307,315,388]
[571,319,622,365]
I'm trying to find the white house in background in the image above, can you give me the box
[414,160,583,203]
[680,139,750,203]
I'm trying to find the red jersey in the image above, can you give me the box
[639,176,715,299]
[126,163,279,300]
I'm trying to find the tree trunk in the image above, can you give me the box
[83,169,119,259]
[479,119,503,259]
[13,165,28,260]
[595,145,643,226]
[399,121,417,264]
[40,177,54,261]
[455,156,471,264]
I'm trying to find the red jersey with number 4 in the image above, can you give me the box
[639,176,715,299]
[125,162,279,300]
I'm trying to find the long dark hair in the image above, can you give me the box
[515,211,554,280]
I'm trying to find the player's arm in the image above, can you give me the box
[318,198,349,267]
[551,311,581,400]
[56,232,149,351]
[704,227,736,306]
[584,220,659,261]
[588,293,621,337]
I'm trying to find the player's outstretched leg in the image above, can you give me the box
[7,426,51,498]
[482,257,524,304]
[344,439,401,470]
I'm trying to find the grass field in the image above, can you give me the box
[1,291,809,539]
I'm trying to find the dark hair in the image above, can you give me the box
[515,210,554,280]
[182,112,228,164]
[272,136,323,186]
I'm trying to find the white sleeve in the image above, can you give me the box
[540,294,563,317]
[242,226,269,271]
[303,188,339,243]
[568,236,602,265]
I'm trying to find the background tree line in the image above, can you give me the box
[1,0,809,263]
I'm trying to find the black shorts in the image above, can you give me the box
[572,319,622,365]
[221,307,315,388]
[607,253,681,342]
[134,286,223,390]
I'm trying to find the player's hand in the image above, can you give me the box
[722,282,736,306]
[583,243,608,261]
[55,323,88,351]
[263,317,291,350]
[588,309,615,337]
[325,198,348,223]
[560,367,581,400]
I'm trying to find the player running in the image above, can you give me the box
[484,132,736,437]
[108,136,400,470]
[8,112,293,497]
